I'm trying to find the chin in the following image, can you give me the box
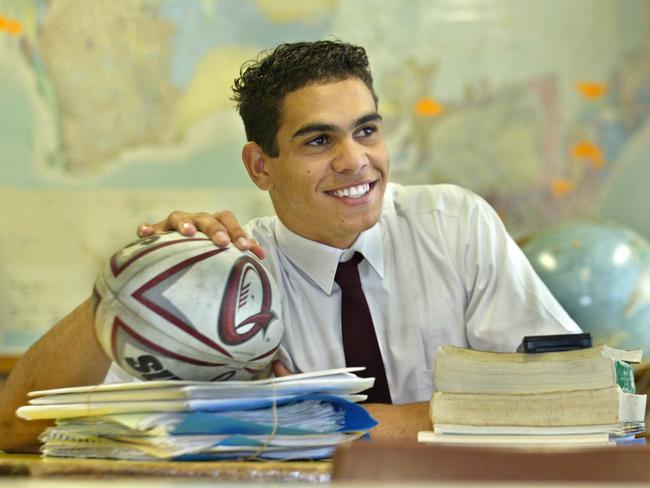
[352,211,382,234]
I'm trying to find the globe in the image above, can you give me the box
[521,220,650,354]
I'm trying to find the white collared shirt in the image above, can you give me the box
[245,183,581,403]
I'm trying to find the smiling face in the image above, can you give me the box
[243,78,390,249]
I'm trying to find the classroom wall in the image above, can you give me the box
[0,0,649,353]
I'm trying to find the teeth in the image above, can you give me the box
[330,183,370,199]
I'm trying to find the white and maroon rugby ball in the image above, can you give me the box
[92,232,284,381]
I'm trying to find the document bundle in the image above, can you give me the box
[418,344,647,447]
[18,368,377,461]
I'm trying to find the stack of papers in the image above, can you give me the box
[18,368,377,461]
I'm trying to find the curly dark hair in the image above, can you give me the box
[232,40,377,157]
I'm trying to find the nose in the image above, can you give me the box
[332,138,369,173]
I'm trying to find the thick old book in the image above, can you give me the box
[431,422,645,437]
[417,431,614,447]
[430,386,647,427]
[434,344,641,395]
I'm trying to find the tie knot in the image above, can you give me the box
[335,252,364,289]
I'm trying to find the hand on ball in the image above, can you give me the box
[138,210,265,259]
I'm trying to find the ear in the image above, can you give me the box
[242,142,273,191]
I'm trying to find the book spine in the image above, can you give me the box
[614,360,635,393]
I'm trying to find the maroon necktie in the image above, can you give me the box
[335,252,392,403]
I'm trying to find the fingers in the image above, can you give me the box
[272,360,295,377]
[212,211,250,249]
[166,211,199,236]
[136,210,267,258]
[249,243,266,260]
[137,211,197,238]
[137,221,196,238]
[199,211,263,257]
[137,223,155,238]
[190,212,230,246]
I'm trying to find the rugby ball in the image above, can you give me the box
[92,232,284,381]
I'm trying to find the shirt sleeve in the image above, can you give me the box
[458,191,582,352]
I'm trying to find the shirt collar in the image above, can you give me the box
[274,219,384,295]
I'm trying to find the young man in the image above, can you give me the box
[0,41,580,453]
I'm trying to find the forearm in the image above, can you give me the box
[0,298,111,453]
[364,401,431,441]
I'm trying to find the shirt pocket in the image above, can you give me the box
[415,368,434,402]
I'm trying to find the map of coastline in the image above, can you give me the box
[0,0,648,352]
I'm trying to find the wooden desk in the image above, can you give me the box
[7,444,650,485]
[0,453,331,483]
[333,440,650,482]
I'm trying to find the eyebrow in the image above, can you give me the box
[291,112,383,139]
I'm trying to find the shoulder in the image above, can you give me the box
[243,216,277,245]
[242,216,284,277]
[383,182,490,220]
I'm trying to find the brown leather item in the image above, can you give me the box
[335,253,391,404]
[332,440,650,482]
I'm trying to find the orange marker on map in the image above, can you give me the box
[551,178,575,197]
[572,141,605,169]
[0,15,23,36]
[576,82,607,100]
[414,97,445,117]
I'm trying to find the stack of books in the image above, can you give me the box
[17,368,377,461]
[418,344,647,447]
